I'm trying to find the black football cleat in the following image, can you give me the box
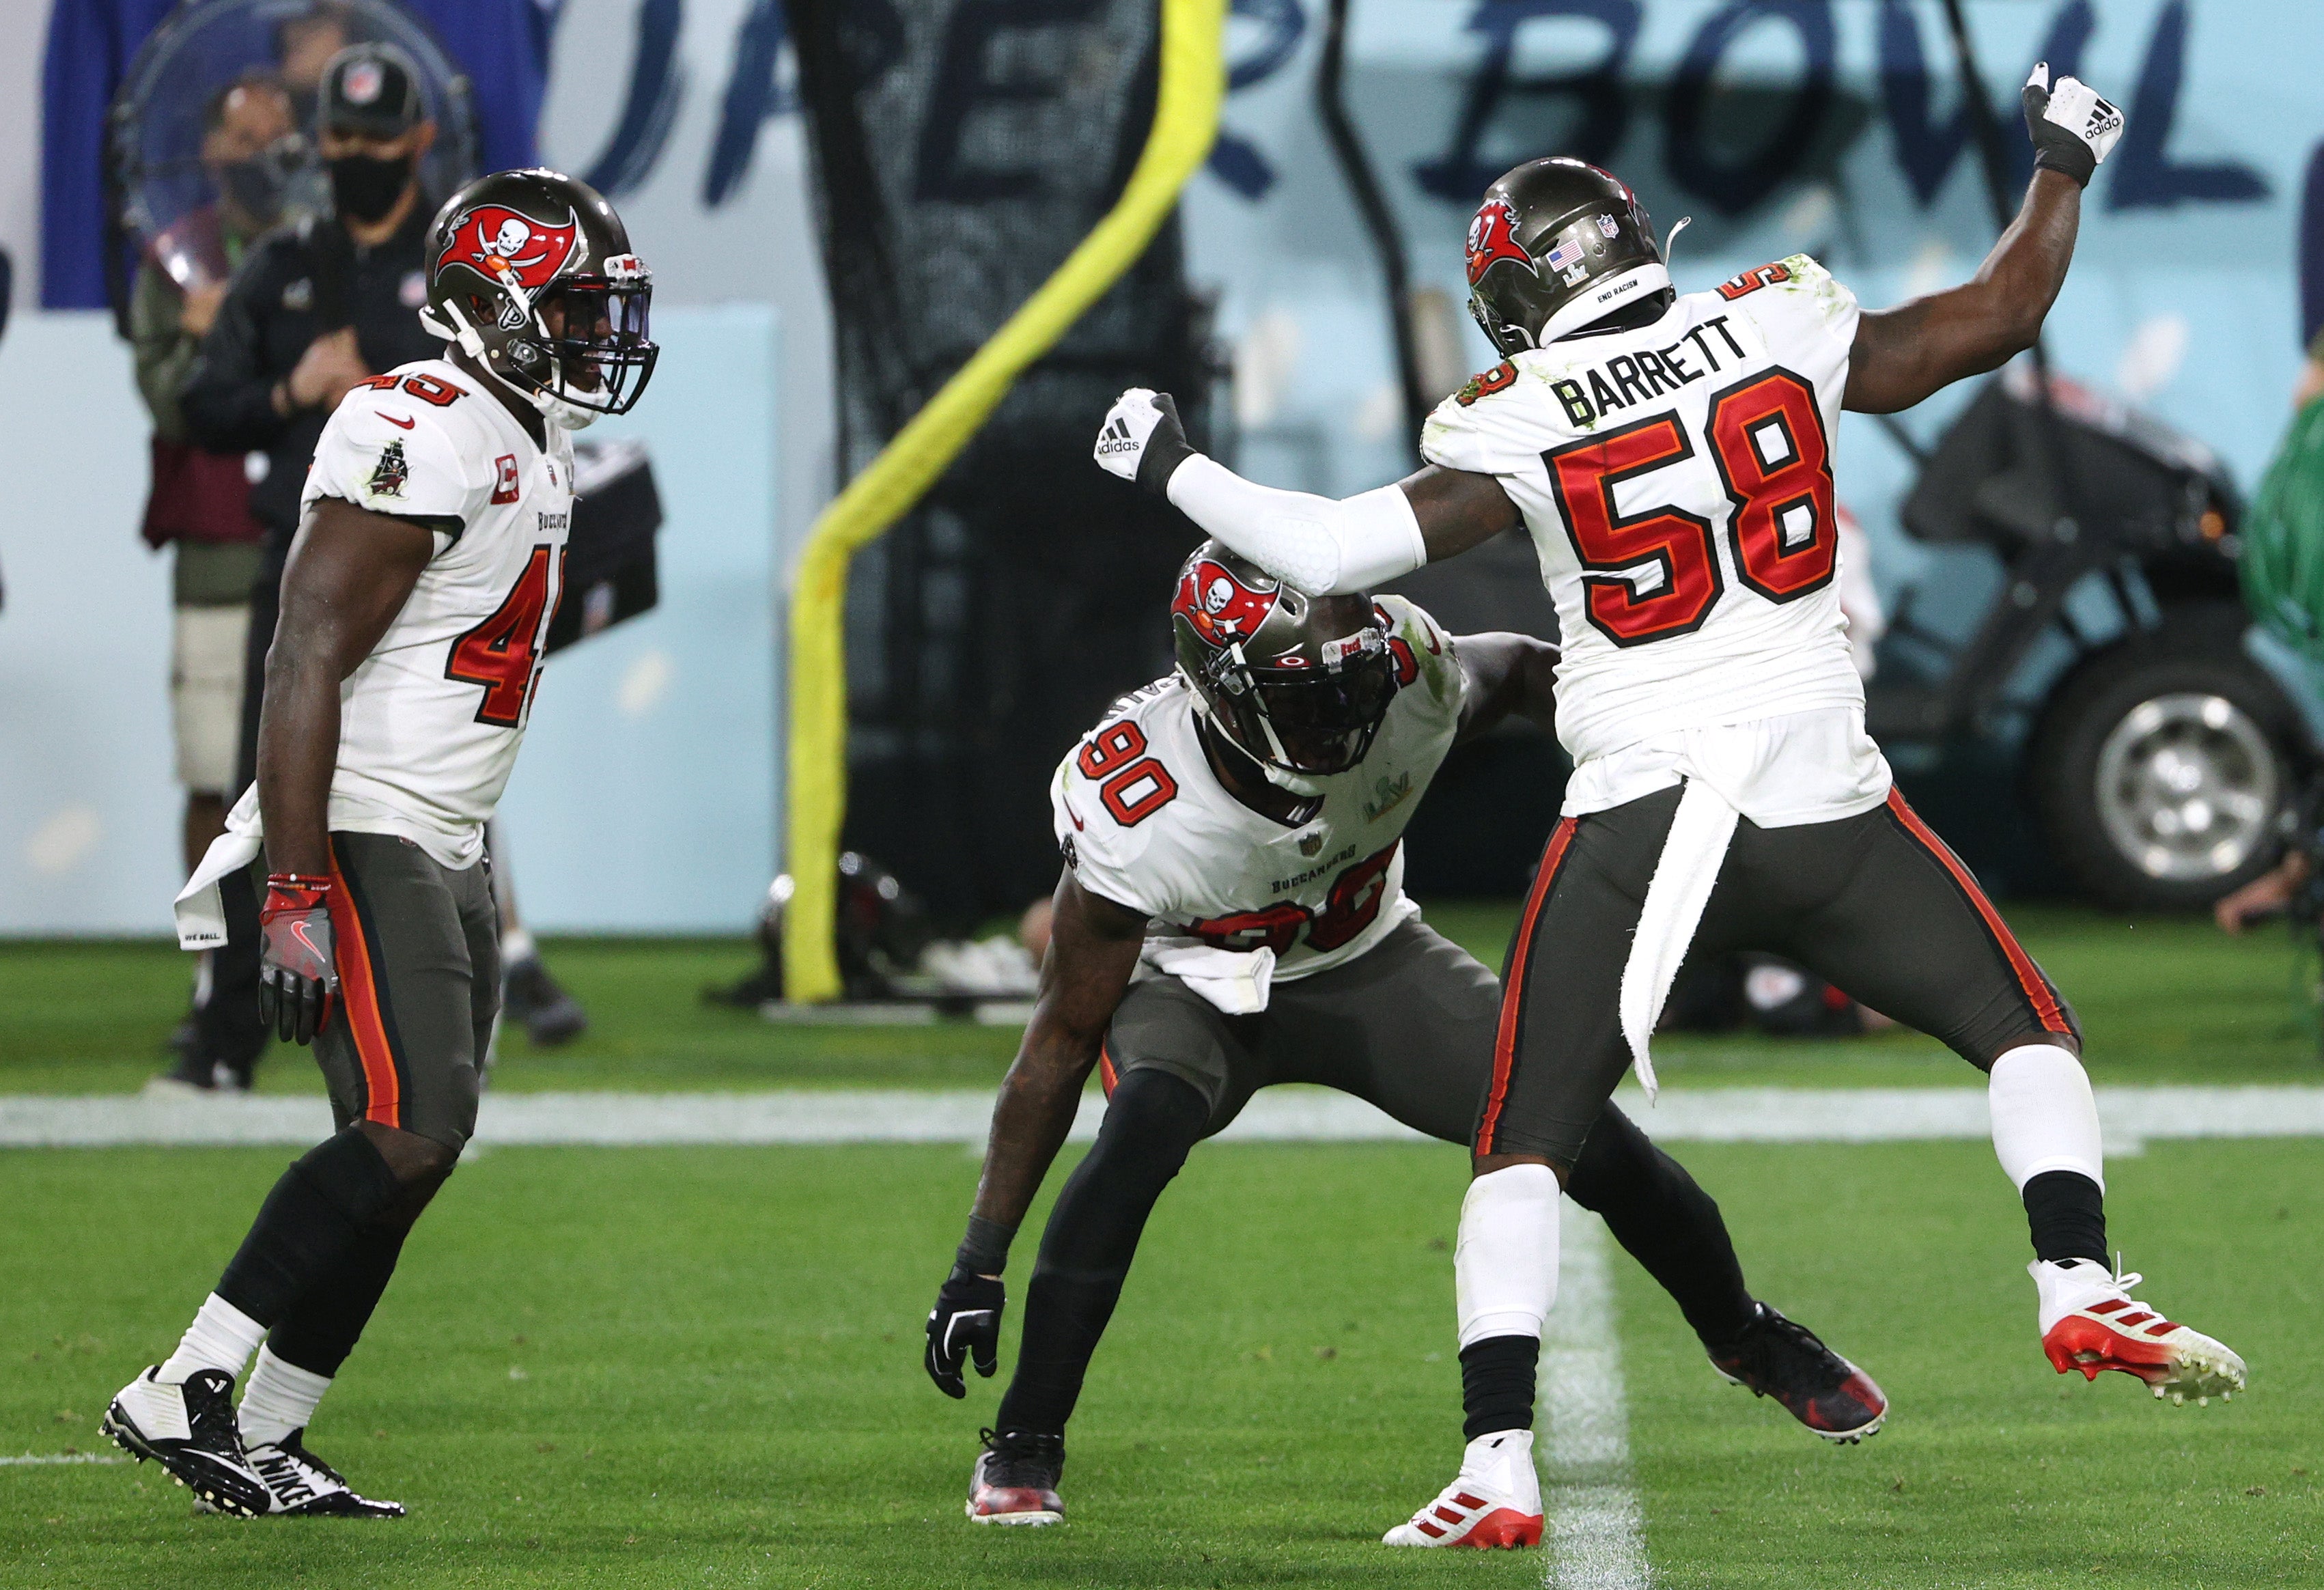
[1707,1302,1888,1443]
[967,1428,1065,1526]
[245,1431,406,1517]
[102,1367,272,1516]
[503,956,589,1047]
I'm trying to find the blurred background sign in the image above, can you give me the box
[3,0,2322,933]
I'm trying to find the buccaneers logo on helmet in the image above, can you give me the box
[437,204,585,296]
[1466,197,1535,288]
[1174,558,1278,647]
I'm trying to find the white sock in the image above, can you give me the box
[501,926,537,966]
[238,1345,333,1448]
[1455,1164,1560,1348]
[156,1294,266,1385]
[1459,1428,1541,1510]
[2029,1257,2125,1335]
[1988,1044,2105,1191]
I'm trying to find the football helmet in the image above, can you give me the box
[1170,542,1399,784]
[419,168,656,429]
[1466,157,1670,358]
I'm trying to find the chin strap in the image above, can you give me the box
[419,297,490,361]
[1662,215,1694,275]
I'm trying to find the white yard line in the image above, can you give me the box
[0,1453,126,1466]
[5,1084,2324,1149]
[1541,1203,1650,1589]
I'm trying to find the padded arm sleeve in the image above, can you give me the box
[1164,456,1427,596]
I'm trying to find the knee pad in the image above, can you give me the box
[292,1127,406,1226]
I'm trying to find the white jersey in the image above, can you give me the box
[1422,254,1868,773]
[259,357,573,868]
[1052,596,1464,989]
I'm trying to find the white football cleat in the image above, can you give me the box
[1382,1429,1543,1549]
[244,1432,406,1517]
[2034,1258,2247,1405]
[102,1367,271,1517]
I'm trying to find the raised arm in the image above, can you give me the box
[1452,631,1560,745]
[1094,391,1517,595]
[1844,66,2123,415]
[250,495,435,1044]
[924,867,1147,1397]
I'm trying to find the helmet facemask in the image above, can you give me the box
[1184,619,1398,783]
[432,262,656,430]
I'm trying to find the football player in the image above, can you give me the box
[926,542,1886,1539]
[1093,68,2248,1546]
[103,169,656,1517]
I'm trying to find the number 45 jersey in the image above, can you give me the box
[1053,596,1465,996]
[292,357,574,869]
[1423,254,1864,773]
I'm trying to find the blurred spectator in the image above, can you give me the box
[158,42,445,1091]
[135,74,289,884]
[133,72,294,1063]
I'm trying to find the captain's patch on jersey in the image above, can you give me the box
[367,439,410,499]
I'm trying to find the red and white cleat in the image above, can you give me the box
[966,1429,1065,1526]
[1382,1430,1543,1549]
[2034,1258,2247,1405]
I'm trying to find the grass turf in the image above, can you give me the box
[3,903,2321,1094]
[1,1137,2315,1587]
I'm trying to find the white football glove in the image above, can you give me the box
[2024,64,2124,187]
[1093,387,1196,493]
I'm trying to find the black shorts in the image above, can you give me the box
[1481,783,2080,1163]
[308,831,500,1153]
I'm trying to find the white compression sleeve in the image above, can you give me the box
[1455,1163,1560,1348]
[1989,1044,2105,1191]
[1164,455,1427,596]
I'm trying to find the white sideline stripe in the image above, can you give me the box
[1541,1203,1649,1589]
[5,1084,2324,1149]
[0,1453,126,1466]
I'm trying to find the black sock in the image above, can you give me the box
[215,1128,404,1327]
[993,1068,1208,1436]
[2022,1169,2108,1266]
[264,1218,412,1379]
[1565,1106,1755,1346]
[1459,1335,1537,1440]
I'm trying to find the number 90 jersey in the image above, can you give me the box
[1052,596,1465,982]
[296,358,574,869]
[1422,254,1862,769]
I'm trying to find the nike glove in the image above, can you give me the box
[2023,64,2124,188]
[257,874,339,1046]
[925,1262,1006,1399]
[1094,387,1197,495]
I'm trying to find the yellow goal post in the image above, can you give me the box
[781,1,1227,1002]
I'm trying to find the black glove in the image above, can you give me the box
[1093,387,1198,497]
[2021,63,2123,189]
[257,874,339,1046]
[925,1262,1006,1399]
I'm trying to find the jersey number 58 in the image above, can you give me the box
[1545,367,1835,647]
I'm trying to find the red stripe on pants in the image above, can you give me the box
[1479,817,1578,1154]
[1884,788,2071,1037]
[324,853,402,1128]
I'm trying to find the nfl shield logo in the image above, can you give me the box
[1596,214,1621,238]
[1299,832,1324,857]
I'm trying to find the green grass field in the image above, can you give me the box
[6,903,2322,1093]
[2,1139,2316,1587]
[2,906,2320,1586]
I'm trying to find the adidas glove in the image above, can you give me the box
[925,1262,1006,1399]
[1093,387,1197,496]
[257,874,339,1046]
[2023,64,2124,189]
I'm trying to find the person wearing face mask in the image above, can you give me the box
[171,42,447,1093]
[135,72,299,1087]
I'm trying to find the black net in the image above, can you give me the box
[789,0,1212,923]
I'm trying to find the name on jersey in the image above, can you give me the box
[1272,841,1358,895]
[1548,313,1749,429]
